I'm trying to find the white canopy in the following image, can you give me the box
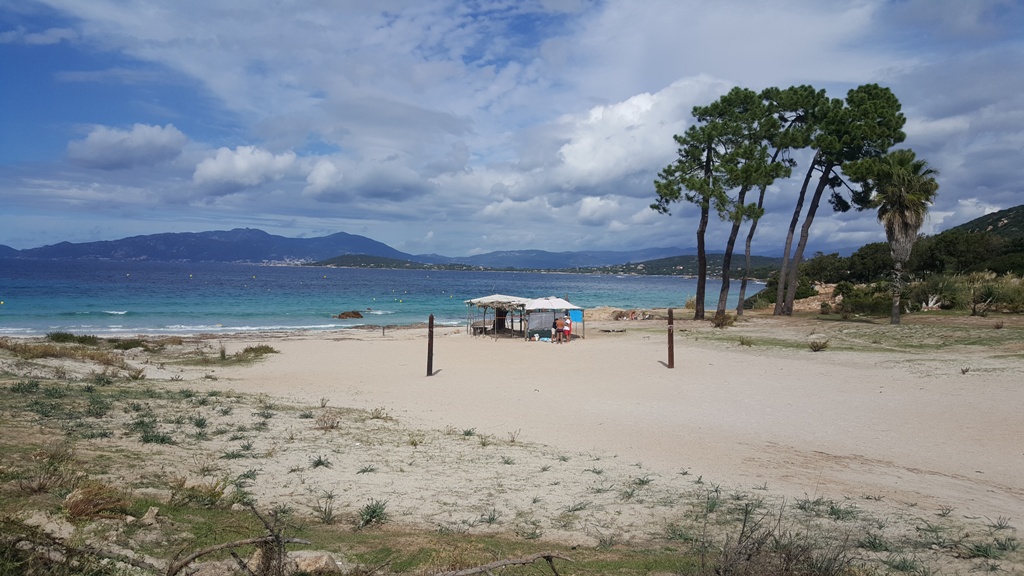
[524,296,582,311]
[464,294,530,309]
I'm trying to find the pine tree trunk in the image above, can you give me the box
[775,156,818,315]
[694,205,709,320]
[783,166,833,315]
[717,186,750,317]
[736,186,766,316]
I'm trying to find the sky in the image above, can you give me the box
[1,0,1022,257]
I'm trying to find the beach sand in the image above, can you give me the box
[6,310,1021,570]
[191,313,1023,538]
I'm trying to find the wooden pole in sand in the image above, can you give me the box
[427,314,435,376]
[667,308,674,369]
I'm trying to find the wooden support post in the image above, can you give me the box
[667,308,674,369]
[427,314,434,377]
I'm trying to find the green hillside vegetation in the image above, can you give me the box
[747,234,1024,317]
[311,254,481,271]
[575,253,780,278]
[948,204,1024,240]
[740,205,1024,315]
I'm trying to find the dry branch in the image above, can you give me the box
[165,535,311,576]
[431,551,573,576]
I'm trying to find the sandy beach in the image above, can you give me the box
[208,314,1022,524]
[4,310,1022,573]
[132,309,1011,557]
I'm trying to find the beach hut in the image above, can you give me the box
[464,294,529,337]
[524,296,585,341]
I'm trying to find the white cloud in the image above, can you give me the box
[303,158,343,196]
[3,0,1024,256]
[193,146,297,191]
[67,124,187,170]
[576,196,620,226]
[928,198,1003,233]
[551,76,729,192]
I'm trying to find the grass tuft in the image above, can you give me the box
[309,454,332,469]
[808,339,830,352]
[312,490,337,524]
[356,498,389,529]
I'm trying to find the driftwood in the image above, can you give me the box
[431,551,572,576]
[1,516,162,573]
[165,534,311,576]
[5,512,564,576]
[166,505,310,576]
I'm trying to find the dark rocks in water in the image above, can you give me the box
[335,310,364,319]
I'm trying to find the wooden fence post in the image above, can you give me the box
[667,308,674,369]
[427,314,435,377]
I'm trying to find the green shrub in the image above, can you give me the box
[836,283,892,317]
[808,340,830,352]
[110,338,148,351]
[709,313,735,328]
[10,380,41,394]
[356,498,389,529]
[45,332,100,346]
[239,344,278,357]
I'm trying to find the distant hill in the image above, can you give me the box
[11,229,412,263]
[948,205,1024,240]
[0,228,695,269]
[12,203,1020,270]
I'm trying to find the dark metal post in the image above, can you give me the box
[427,314,434,377]
[667,308,674,369]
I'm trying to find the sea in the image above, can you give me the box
[0,259,761,337]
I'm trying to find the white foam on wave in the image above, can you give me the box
[103,310,128,315]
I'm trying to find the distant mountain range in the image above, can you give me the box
[0,228,696,269]
[3,205,1020,270]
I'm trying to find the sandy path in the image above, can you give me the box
[215,322,1024,523]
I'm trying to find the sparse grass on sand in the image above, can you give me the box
[0,321,1020,575]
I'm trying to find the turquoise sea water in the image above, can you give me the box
[0,259,760,336]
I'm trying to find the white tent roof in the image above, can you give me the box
[464,294,530,309]
[524,296,582,311]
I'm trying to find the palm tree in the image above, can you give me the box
[869,149,940,324]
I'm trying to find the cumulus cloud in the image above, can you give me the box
[344,161,436,202]
[576,196,621,226]
[193,146,297,192]
[67,124,187,170]
[549,76,729,194]
[303,158,344,196]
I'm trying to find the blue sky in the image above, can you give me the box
[2,0,1022,257]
